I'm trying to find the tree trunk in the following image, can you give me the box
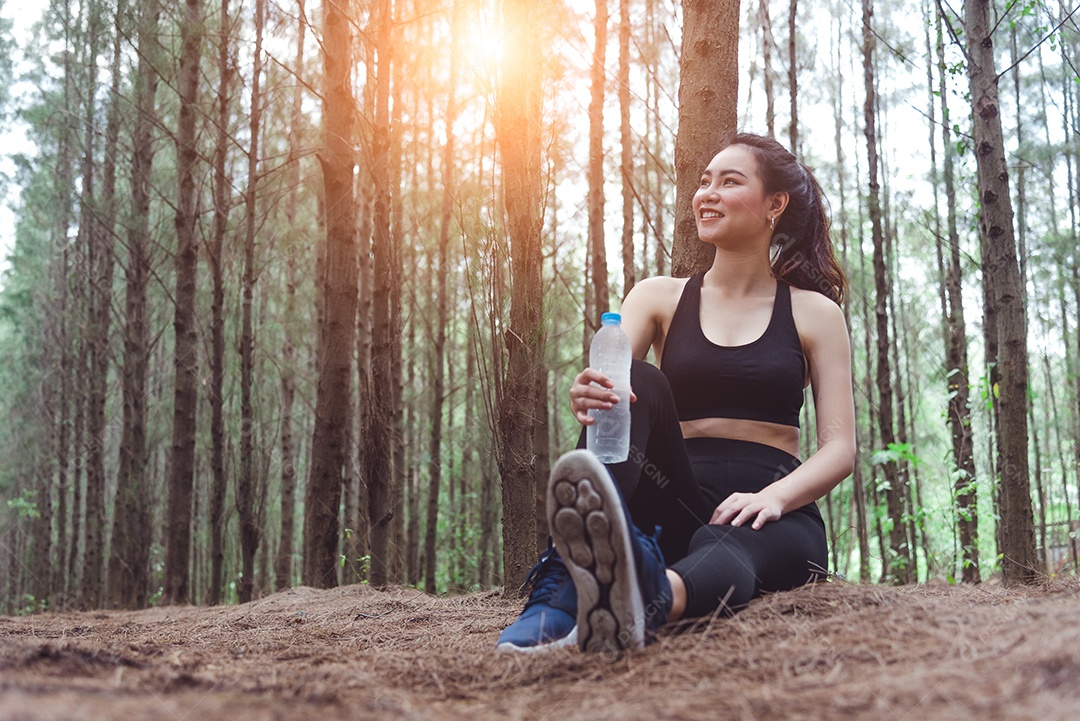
[303,0,358,588]
[787,0,798,153]
[646,0,666,275]
[163,0,205,605]
[832,1,870,583]
[759,0,775,138]
[237,0,266,604]
[105,0,160,610]
[964,0,1038,585]
[274,2,306,594]
[363,0,397,587]
[494,0,546,592]
[933,8,979,583]
[423,0,463,594]
[206,0,233,606]
[587,0,609,322]
[862,0,908,583]
[618,0,634,296]
[671,0,740,276]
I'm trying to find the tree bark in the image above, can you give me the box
[862,0,908,583]
[671,0,740,277]
[787,0,798,153]
[759,0,775,138]
[618,0,634,296]
[303,0,358,588]
[237,0,266,604]
[931,8,980,583]
[423,0,463,594]
[206,0,233,606]
[106,0,160,610]
[832,1,870,583]
[363,0,398,587]
[964,0,1038,585]
[163,0,205,605]
[494,0,547,592]
[587,0,609,322]
[275,0,307,593]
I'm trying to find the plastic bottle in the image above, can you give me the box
[587,312,632,463]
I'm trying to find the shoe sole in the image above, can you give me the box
[495,625,578,654]
[547,450,645,654]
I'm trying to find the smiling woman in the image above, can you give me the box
[497,133,856,654]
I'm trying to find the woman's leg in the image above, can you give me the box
[576,359,711,563]
[668,511,828,619]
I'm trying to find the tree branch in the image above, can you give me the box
[996,2,1080,81]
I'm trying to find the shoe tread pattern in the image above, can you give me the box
[548,451,645,654]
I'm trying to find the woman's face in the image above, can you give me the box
[692,144,784,248]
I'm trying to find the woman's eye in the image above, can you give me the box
[699,177,709,187]
[723,178,737,185]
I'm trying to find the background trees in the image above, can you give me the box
[0,0,1076,611]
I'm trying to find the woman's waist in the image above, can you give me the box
[680,417,800,458]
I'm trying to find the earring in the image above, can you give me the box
[768,216,775,229]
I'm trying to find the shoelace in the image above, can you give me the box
[520,548,568,607]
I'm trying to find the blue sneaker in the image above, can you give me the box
[495,544,579,652]
[547,449,672,654]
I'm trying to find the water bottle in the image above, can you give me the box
[587,312,632,463]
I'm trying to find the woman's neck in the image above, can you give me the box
[703,247,775,297]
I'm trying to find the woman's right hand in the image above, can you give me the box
[570,368,636,426]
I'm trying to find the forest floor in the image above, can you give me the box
[1,578,1079,721]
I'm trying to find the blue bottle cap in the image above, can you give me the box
[601,312,621,324]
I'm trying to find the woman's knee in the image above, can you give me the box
[630,360,676,412]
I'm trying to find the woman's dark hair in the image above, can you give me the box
[725,133,848,305]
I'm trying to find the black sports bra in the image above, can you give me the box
[660,272,805,428]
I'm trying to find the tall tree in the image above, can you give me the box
[237,0,267,604]
[275,0,308,594]
[587,0,609,319]
[962,0,1038,585]
[494,0,547,590]
[303,0,359,587]
[863,0,909,583]
[671,0,741,276]
[423,0,463,594]
[362,0,398,586]
[831,0,870,583]
[933,7,978,582]
[759,0,776,138]
[163,0,206,605]
[101,0,147,609]
[787,0,798,152]
[618,0,634,296]
[206,0,234,606]
[105,0,160,610]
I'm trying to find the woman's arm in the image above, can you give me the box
[711,291,856,529]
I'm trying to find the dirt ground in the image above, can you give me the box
[1,578,1079,721]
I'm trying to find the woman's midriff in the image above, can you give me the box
[679,417,800,458]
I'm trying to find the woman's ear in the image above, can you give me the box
[769,191,790,218]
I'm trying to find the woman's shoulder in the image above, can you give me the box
[623,275,690,311]
[633,274,691,293]
[789,285,848,339]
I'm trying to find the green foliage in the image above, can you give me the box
[6,488,40,519]
[869,442,924,468]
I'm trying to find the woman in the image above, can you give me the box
[496,133,855,654]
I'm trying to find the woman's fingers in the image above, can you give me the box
[570,367,630,425]
[710,493,779,529]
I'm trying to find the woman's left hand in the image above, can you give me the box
[710,490,785,530]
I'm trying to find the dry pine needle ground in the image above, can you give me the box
[1,578,1079,720]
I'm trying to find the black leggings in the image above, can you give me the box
[577,359,828,619]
